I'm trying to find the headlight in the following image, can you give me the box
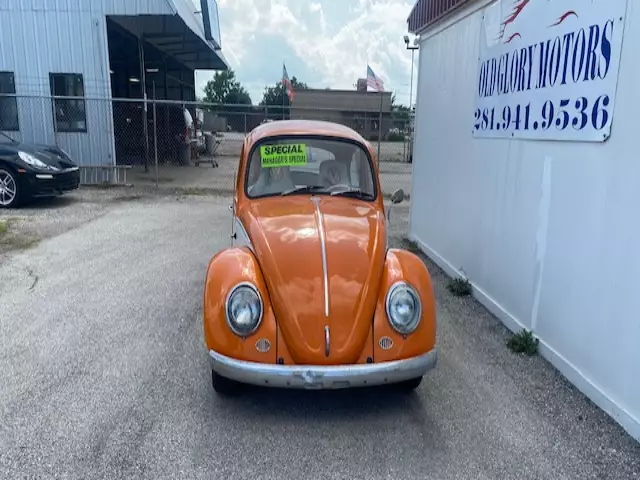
[225,282,263,336]
[385,281,422,334]
[18,151,49,170]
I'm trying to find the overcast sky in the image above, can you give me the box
[194,0,419,106]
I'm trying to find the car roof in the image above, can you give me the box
[246,120,369,148]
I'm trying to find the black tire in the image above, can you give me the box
[0,167,20,208]
[211,370,241,395]
[395,376,423,392]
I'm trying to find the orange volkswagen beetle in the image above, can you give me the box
[203,120,437,394]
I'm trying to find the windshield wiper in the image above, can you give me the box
[329,187,374,199]
[281,185,326,196]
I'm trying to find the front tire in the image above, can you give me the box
[211,370,241,395]
[0,168,20,208]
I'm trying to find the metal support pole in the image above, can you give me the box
[51,95,59,146]
[153,81,158,188]
[408,48,415,163]
[139,37,149,173]
[402,115,406,163]
[409,50,415,117]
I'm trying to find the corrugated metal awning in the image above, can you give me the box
[407,0,475,34]
[162,0,228,69]
[111,0,229,71]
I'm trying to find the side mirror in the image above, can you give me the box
[390,188,405,204]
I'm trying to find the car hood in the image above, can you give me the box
[0,142,77,169]
[241,195,387,365]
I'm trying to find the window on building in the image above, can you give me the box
[49,73,87,132]
[0,72,19,131]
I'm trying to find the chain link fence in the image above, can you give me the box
[2,95,414,202]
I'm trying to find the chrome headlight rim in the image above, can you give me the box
[224,282,263,337]
[385,281,422,335]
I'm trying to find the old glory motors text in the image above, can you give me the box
[474,18,617,135]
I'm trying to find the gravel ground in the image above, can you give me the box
[0,188,145,257]
[0,187,219,257]
[0,190,638,479]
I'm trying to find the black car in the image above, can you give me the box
[0,132,80,208]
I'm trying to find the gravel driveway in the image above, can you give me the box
[0,191,638,479]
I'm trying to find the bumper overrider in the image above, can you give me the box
[209,348,438,389]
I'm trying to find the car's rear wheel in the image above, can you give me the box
[0,168,20,208]
[395,376,423,392]
[211,370,241,395]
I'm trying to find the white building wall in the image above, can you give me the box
[0,0,173,166]
[409,0,640,440]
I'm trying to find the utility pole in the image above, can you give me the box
[404,35,419,163]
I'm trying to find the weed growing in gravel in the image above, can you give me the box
[507,329,539,356]
[447,277,472,297]
[0,218,38,253]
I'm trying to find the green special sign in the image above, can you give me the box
[260,144,307,168]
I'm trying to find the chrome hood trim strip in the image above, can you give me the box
[312,196,330,317]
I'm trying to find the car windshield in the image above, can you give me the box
[246,137,377,200]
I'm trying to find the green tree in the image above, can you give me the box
[259,77,308,118]
[203,69,252,105]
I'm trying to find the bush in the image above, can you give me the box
[507,329,539,356]
[447,277,472,297]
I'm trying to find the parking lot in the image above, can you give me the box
[1,189,638,479]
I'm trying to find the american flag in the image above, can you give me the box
[366,65,384,92]
[282,63,294,103]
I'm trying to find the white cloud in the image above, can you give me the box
[309,2,326,32]
[202,0,418,105]
[214,0,263,65]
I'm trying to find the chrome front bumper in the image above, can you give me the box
[208,348,438,389]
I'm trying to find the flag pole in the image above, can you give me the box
[368,64,384,167]
[282,62,286,120]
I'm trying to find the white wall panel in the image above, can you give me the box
[409,0,640,440]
